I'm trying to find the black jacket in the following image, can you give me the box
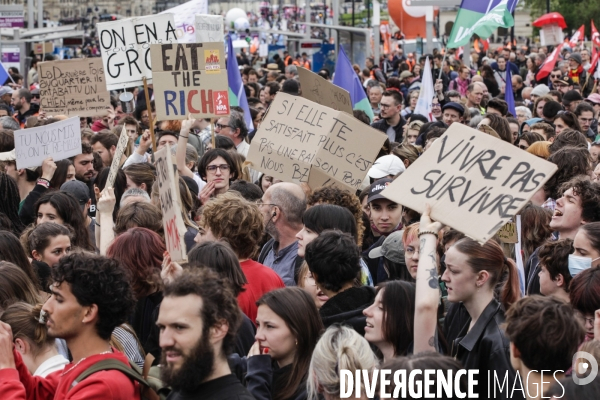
[166,373,255,400]
[447,299,521,400]
[319,286,376,335]
[228,354,306,400]
[370,117,406,143]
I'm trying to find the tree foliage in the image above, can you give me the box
[524,0,600,38]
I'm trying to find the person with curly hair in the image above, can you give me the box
[0,252,139,399]
[527,176,600,295]
[540,146,592,209]
[197,191,284,322]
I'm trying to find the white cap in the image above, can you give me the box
[367,155,406,179]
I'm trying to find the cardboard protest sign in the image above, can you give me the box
[150,42,230,120]
[105,125,128,189]
[195,15,223,43]
[297,67,353,114]
[98,14,177,90]
[381,124,558,244]
[38,58,110,117]
[14,117,81,169]
[247,92,386,191]
[154,145,188,262]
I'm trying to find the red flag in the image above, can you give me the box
[536,44,564,81]
[592,20,600,49]
[569,25,585,46]
[589,50,600,76]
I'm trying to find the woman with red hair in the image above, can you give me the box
[106,227,165,354]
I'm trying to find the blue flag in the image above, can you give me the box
[226,36,254,131]
[505,61,516,118]
[333,47,374,122]
[0,62,10,86]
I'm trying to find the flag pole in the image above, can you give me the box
[438,51,447,80]
[142,77,157,155]
[211,118,215,149]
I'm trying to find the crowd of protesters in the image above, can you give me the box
[0,41,599,399]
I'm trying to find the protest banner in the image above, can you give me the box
[154,145,188,262]
[195,15,224,43]
[161,0,208,44]
[297,67,353,114]
[98,14,177,90]
[105,125,128,189]
[38,58,111,117]
[246,92,386,191]
[14,117,81,169]
[150,42,230,120]
[381,124,558,244]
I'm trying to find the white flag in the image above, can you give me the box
[414,57,434,122]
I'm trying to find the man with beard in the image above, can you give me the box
[258,182,307,287]
[11,88,39,128]
[69,141,97,217]
[0,253,139,398]
[157,268,254,400]
[371,90,406,143]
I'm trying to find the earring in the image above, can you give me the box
[295,340,298,346]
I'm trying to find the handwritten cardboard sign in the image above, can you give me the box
[154,145,188,262]
[38,58,110,117]
[150,42,230,120]
[247,92,386,191]
[98,14,177,90]
[381,124,558,244]
[14,117,81,169]
[195,15,223,43]
[106,125,128,189]
[297,67,353,114]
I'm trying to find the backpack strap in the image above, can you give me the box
[70,359,150,390]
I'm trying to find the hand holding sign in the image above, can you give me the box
[97,186,116,215]
[40,157,57,181]
[419,204,443,235]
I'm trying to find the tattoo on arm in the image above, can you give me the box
[426,266,439,289]
[419,238,426,253]
[428,336,435,347]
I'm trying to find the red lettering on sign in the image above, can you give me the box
[213,91,230,115]
[165,216,181,252]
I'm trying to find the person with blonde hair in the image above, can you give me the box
[0,302,68,376]
[307,325,378,400]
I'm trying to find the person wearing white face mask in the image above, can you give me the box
[570,222,600,276]
[526,176,600,295]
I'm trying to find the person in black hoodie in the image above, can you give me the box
[442,237,522,400]
[305,230,375,335]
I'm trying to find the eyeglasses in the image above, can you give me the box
[550,74,562,79]
[380,103,394,109]
[256,201,278,207]
[575,311,595,326]
[432,103,441,108]
[206,164,230,172]
[215,123,231,130]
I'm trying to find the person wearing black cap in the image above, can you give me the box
[362,178,404,285]
[441,102,464,126]
[562,90,583,113]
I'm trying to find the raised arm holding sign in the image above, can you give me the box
[154,144,188,262]
[105,125,129,189]
[380,124,558,243]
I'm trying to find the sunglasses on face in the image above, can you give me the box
[551,74,562,79]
